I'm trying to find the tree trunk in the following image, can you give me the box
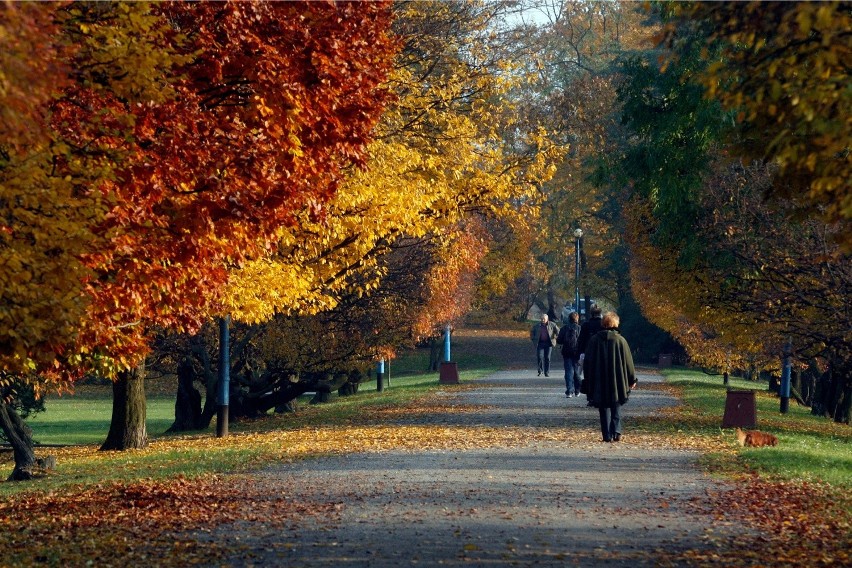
[832,359,851,424]
[310,390,331,404]
[768,375,780,394]
[835,386,851,425]
[546,287,557,320]
[199,364,218,429]
[167,358,203,433]
[428,337,441,371]
[100,362,148,451]
[0,400,37,481]
[792,369,801,401]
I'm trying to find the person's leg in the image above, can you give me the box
[536,345,545,375]
[563,356,573,396]
[571,360,581,395]
[611,403,623,441]
[543,345,552,376]
[598,406,611,441]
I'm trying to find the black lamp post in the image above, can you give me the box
[573,228,582,316]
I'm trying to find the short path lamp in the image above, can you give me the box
[438,324,459,384]
[376,358,385,392]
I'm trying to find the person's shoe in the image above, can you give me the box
[537,371,541,376]
[602,438,611,443]
[544,373,549,377]
[613,433,622,442]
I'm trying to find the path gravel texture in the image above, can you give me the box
[197,329,747,567]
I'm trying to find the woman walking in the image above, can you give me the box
[583,311,637,442]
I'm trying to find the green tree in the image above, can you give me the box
[669,1,852,250]
[610,4,851,421]
[496,1,656,319]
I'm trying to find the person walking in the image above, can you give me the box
[530,313,559,377]
[556,311,581,397]
[583,311,637,442]
[577,304,603,406]
[577,304,603,356]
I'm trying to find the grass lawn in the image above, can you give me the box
[1,343,497,496]
[3,345,849,498]
[28,396,176,446]
[657,368,851,489]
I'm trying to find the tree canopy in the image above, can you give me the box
[1,1,398,386]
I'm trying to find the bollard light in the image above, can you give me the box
[377,358,385,392]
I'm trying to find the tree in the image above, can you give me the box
[494,1,656,318]
[163,0,564,425]
[668,1,852,250]
[0,1,398,472]
[86,0,397,450]
[611,4,851,423]
[0,2,112,478]
[0,3,96,379]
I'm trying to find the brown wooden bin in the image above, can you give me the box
[722,389,757,428]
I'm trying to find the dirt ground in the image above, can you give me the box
[189,327,750,566]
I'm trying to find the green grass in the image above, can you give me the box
[0,344,499,496]
[6,347,850,496]
[27,396,176,446]
[658,368,851,489]
[24,343,496,447]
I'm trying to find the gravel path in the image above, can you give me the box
[198,331,746,566]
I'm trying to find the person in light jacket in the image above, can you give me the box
[530,313,559,377]
[583,311,637,442]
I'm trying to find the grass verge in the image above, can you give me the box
[0,344,498,497]
[647,368,851,489]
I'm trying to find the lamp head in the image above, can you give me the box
[573,228,583,239]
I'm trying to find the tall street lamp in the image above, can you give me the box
[573,227,582,317]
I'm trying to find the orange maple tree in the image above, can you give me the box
[60,1,398,378]
[1,1,398,466]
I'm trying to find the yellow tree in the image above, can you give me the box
[221,0,562,331]
[497,0,656,316]
[0,4,103,379]
[168,0,563,420]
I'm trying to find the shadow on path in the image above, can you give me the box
[188,329,748,567]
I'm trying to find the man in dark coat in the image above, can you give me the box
[530,313,559,377]
[583,311,637,442]
[577,304,603,356]
[578,304,603,406]
[556,311,581,397]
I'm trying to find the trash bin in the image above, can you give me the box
[722,389,757,428]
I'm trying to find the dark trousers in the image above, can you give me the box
[598,402,622,441]
[563,357,580,395]
[537,342,552,375]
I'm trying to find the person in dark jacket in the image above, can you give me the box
[578,304,603,406]
[577,304,603,356]
[583,311,637,442]
[530,313,559,377]
[556,311,581,397]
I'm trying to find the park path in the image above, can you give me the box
[195,329,747,566]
